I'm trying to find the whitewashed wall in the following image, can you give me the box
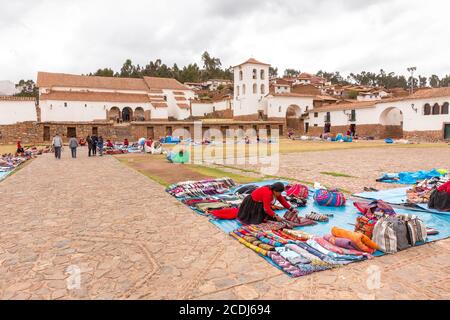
[233,63,269,116]
[0,100,37,124]
[266,96,314,118]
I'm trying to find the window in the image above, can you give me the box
[64,102,67,107]
[85,104,87,108]
[424,103,431,115]
[253,69,257,79]
[242,84,246,95]
[442,102,449,114]
[260,84,265,95]
[239,70,243,81]
[351,109,356,121]
[236,86,240,96]
[314,124,318,127]
[92,127,98,136]
[213,106,216,112]
[253,84,257,94]
[260,69,265,80]
[278,106,282,113]
[432,103,440,115]
[314,112,318,118]
[163,95,167,101]
[325,112,331,122]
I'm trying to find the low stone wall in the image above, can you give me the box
[0,121,286,144]
[307,124,404,139]
[0,122,41,144]
[404,130,445,142]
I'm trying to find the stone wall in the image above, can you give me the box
[1,121,286,144]
[233,114,260,121]
[0,122,41,144]
[307,124,404,139]
[404,130,445,142]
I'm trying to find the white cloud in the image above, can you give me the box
[0,0,449,82]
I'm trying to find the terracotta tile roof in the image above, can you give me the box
[143,76,189,90]
[314,95,339,101]
[234,58,270,67]
[152,102,168,108]
[312,101,376,112]
[37,72,148,91]
[177,103,190,109]
[270,93,316,98]
[173,91,186,95]
[149,89,164,94]
[0,95,35,102]
[175,96,187,101]
[40,91,151,103]
[409,87,450,100]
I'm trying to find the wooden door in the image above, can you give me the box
[147,127,154,139]
[43,126,50,141]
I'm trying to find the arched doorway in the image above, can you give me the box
[286,105,302,132]
[108,107,120,122]
[122,107,133,122]
[379,107,404,138]
[135,107,145,121]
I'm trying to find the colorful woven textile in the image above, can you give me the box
[282,229,314,241]
[230,232,268,256]
[266,252,306,277]
[306,212,329,222]
[286,184,309,199]
[314,189,346,207]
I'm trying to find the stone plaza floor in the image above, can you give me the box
[0,146,449,299]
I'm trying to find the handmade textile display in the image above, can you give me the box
[0,153,34,182]
[167,177,450,278]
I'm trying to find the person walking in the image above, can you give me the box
[86,135,93,157]
[91,135,98,156]
[69,136,79,158]
[52,133,63,159]
[98,136,104,156]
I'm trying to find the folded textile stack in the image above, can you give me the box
[166,178,237,198]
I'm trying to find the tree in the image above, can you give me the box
[440,75,450,87]
[429,75,440,88]
[418,75,428,88]
[92,68,115,77]
[284,69,300,78]
[120,59,136,78]
[269,67,278,78]
[15,80,38,97]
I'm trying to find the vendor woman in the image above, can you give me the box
[238,182,296,225]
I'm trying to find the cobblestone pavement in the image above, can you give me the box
[233,147,450,194]
[0,147,449,300]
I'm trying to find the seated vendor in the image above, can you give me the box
[237,182,296,225]
[146,138,153,147]
[16,141,24,154]
[106,139,113,148]
[123,138,129,147]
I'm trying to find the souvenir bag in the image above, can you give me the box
[372,217,398,254]
[314,188,346,207]
[396,214,427,245]
[286,184,309,199]
[372,216,410,253]
[354,216,377,239]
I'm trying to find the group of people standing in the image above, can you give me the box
[51,133,107,159]
[86,135,105,157]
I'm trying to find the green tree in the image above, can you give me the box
[92,68,115,77]
[14,80,38,97]
[269,67,278,78]
[429,75,440,88]
[284,69,300,77]
[418,75,428,88]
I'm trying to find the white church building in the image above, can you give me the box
[231,58,450,140]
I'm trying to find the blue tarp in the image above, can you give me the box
[171,180,450,275]
[353,187,449,215]
[0,171,11,182]
[377,169,445,184]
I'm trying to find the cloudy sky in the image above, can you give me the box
[1,0,449,82]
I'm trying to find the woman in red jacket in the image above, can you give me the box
[237,182,295,225]
[429,181,450,212]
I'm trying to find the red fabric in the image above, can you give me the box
[123,139,129,146]
[17,141,22,149]
[146,140,153,147]
[210,208,239,220]
[438,181,450,195]
[251,186,291,217]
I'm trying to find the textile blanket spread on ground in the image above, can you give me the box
[167,179,450,277]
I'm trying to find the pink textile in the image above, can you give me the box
[317,237,373,259]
